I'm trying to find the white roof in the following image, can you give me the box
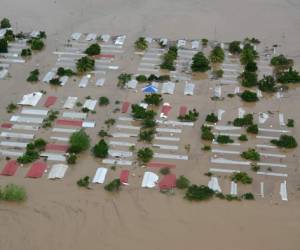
[21,108,48,116]
[30,31,40,38]
[83,99,97,110]
[141,172,159,188]
[63,97,78,109]
[78,75,90,88]
[102,159,132,166]
[160,38,168,46]
[12,124,39,131]
[43,71,56,83]
[0,69,8,79]
[40,152,66,162]
[161,81,175,94]
[71,32,81,40]
[59,76,69,86]
[145,37,152,44]
[126,79,138,89]
[139,102,148,109]
[177,39,186,48]
[154,153,188,160]
[0,141,27,148]
[82,121,95,128]
[184,83,195,95]
[18,92,43,106]
[0,131,34,140]
[0,28,10,38]
[191,40,200,50]
[96,78,105,86]
[62,111,87,119]
[48,164,68,179]
[280,181,288,201]
[101,34,110,42]
[108,150,133,158]
[85,33,97,41]
[10,115,44,124]
[115,35,126,45]
[208,177,222,192]
[92,167,108,184]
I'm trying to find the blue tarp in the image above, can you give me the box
[142,85,158,93]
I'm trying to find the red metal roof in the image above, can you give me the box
[1,123,13,129]
[44,96,57,107]
[120,170,129,184]
[121,102,130,113]
[161,105,172,116]
[147,162,176,168]
[179,106,188,116]
[56,119,83,127]
[26,161,47,178]
[46,144,69,152]
[1,160,19,176]
[159,174,176,190]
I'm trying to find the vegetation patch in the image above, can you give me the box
[205,113,218,123]
[185,185,215,201]
[241,148,260,161]
[176,175,190,189]
[231,172,252,184]
[240,90,258,102]
[27,69,39,82]
[191,52,210,72]
[68,130,90,154]
[0,184,26,202]
[160,46,178,71]
[85,43,101,56]
[92,139,109,158]
[216,135,234,144]
[135,37,148,50]
[137,147,153,164]
[178,109,199,122]
[104,179,121,192]
[270,135,297,149]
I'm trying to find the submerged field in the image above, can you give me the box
[1,1,300,250]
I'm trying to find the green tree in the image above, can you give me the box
[245,61,258,72]
[144,94,162,106]
[229,41,242,54]
[191,52,210,72]
[240,90,258,102]
[271,135,297,149]
[98,96,110,106]
[205,113,218,123]
[271,54,293,69]
[76,56,95,73]
[240,44,258,65]
[135,37,148,50]
[85,43,101,56]
[31,39,44,50]
[0,38,8,53]
[137,147,153,163]
[92,139,109,158]
[1,184,26,202]
[241,148,260,161]
[209,46,225,63]
[277,68,300,84]
[176,175,190,189]
[239,71,258,87]
[231,172,252,184]
[258,75,276,92]
[104,179,121,192]
[69,130,90,153]
[185,185,215,201]
[0,18,11,28]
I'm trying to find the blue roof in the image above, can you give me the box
[142,85,158,93]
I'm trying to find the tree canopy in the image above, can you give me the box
[92,139,109,158]
[68,130,90,153]
[85,43,101,56]
[76,56,95,73]
[209,46,225,63]
[191,52,210,72]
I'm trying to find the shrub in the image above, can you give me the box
[201,125,214,141]
[136,74,148,82]
[33,138,47,151]
[26,69,39,82]
[270,134,297,149]
[68,130,90,153]
[92,139,109,158]
[76,56,95,73]
[191,52,210,72]
[131,104,156,119]
[57,67,75,77]
[287,119,294,128]
[233,114,253,127]
[185,185,215,201]
[38,31,47,39]
[31,39,44,50]
[98,130,109,137]
[225,194,240,201]
[148,74,158,81]
[144,94,162,106]
[4,29,15,42]
[21,48,32,57]
[247,124,258,134]
[205,113,218,123]
[104,179,121,192]
[271,54,293,69]
[258,75,276,92]
[77,176,90,188]
[135,37,148,50]
[0,18,11,28]
[139,129,155,142]
[49,77,61,85]
[160,46,177,71]
[105,119,116,128]
[178,109,199,122]
[241,192,255,200]
[277,68,300,84]
[245,61,258,72]
[6,103,17,113]
[251,164,260,172]
[241,148,260,161]
[209,46,225,63]
[1,184,26,202]
[0,38,8,53]
[160,167,170,175]
[240,90,258,102]
[231,172,252,184]
[137,147,153,163]
[229,41,241,54]
[240,44,258,65]
[99,96,110,106]
[118,73,132,87]
[67,153,77,164]
[85,43,101,56]
[17,150,39,164]
[239,71,257,87]
[201,145,211,151]
[142,118,156,129]
[216,135,234,144]
[158,75,170,82]
[176,175,190,189]
[238,134,248,141]
[212,69,224,78]
[201,38,208,46]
